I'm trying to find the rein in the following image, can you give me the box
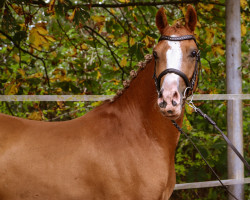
[153,35,250,200]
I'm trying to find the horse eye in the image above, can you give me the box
[153,51,158,59]
[191,50,197,57]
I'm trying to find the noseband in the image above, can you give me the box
[153,35,200,98]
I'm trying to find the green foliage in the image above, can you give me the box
[0,0,249,199]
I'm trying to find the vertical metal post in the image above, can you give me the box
[226,0,244,200]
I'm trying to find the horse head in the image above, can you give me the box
[153,5,199,120]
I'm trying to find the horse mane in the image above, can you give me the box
[110,54,153,102]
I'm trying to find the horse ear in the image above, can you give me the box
[185,5,197,32]
[156,7,169,35]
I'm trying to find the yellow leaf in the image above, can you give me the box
[180,6,186,16]
[120,57,127,67]
[98,24,104,33]
[68,8,76,21]
[13,54,20,62]
[118,0,130,2]
[114,41,120,47]
[28,72,43,79]
[45,35,56,42]
[81,43,88,50]
[110,8,115,15]
[36,26,49,35]
[91,101,102,107]
[121,36,127,43]
[57,88,62,93]
[91,16,105,23]
[144,35,154,47]
[96,70,101,80]
[200,3,214,11]
[144,36,149,47]
[28,112,42,121]
[241,23,247,36]
[112,65,119,71]
[205,27,214,45]
[51,51,57,57]
[48,0,56,13]
[108,34,115,39]
[212,45,225,56]
[29,24,51,50]
[183,115,193,131]
[185,104,194,114]
[0,33,6,39]
[129,37,135,46]
[112,79,120,85]
[6,83,19,95]
[18,69,25,77]
[240,0,248,9]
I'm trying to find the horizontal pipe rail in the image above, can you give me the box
[0,94,249,101]
[174,177,250,190]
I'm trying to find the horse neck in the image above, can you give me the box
[112,58,183,148]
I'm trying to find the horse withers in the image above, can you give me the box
[0,5,198,200]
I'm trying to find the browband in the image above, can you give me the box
[153,35,200,97]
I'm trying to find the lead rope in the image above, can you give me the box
[172,97,250,200]
[172,120,239,200]
[186,99,250,172]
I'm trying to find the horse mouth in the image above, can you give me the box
[159,110,181,120]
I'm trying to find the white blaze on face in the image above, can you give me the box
[162,39,183,87]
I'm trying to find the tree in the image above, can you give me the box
[0,0,249,199]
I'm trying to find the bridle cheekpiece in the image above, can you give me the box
[153,35,201,98]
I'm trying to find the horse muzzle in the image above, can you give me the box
[157,87,183,120]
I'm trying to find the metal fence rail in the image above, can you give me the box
[1,94,249,191]
[0,94,249,101]
[174,178,250,190]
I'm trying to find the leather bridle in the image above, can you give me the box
[153,35,201,98]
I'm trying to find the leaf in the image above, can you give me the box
[205,27,214,45]
[120,57,127,67]
[91,15,105,23]
[45,35,56,42]
[81,43,88,50]
[212,45,225,56]
[18,69,25,77]
[240,0,248,9]
[0,33,6,39]
[110,8,115,15]
[68,8,76,22]
[118,0,130,2]
[185,104,194,114]
[96,70,101,80]
[91,101,102,107]
[121,36,127,43]
[10,4,23,15]
[241,23,247,36]
[28,112,43,121]
[5,83,19,95]
[13,54,20,62]
[29,23,52,50]
[200,3,214,11]
[47,0,56,14]
[129,37,135,46]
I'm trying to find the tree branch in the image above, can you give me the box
[79,1,225,8]
[83,26,129,78]
[0,30,51,89]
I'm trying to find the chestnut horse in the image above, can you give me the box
[0,5,198,200]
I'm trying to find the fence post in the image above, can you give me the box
[226,0,244,199]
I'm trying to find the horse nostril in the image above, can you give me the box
[167,110,173,114]
[172,100,177,106]
[159,101,167,108]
